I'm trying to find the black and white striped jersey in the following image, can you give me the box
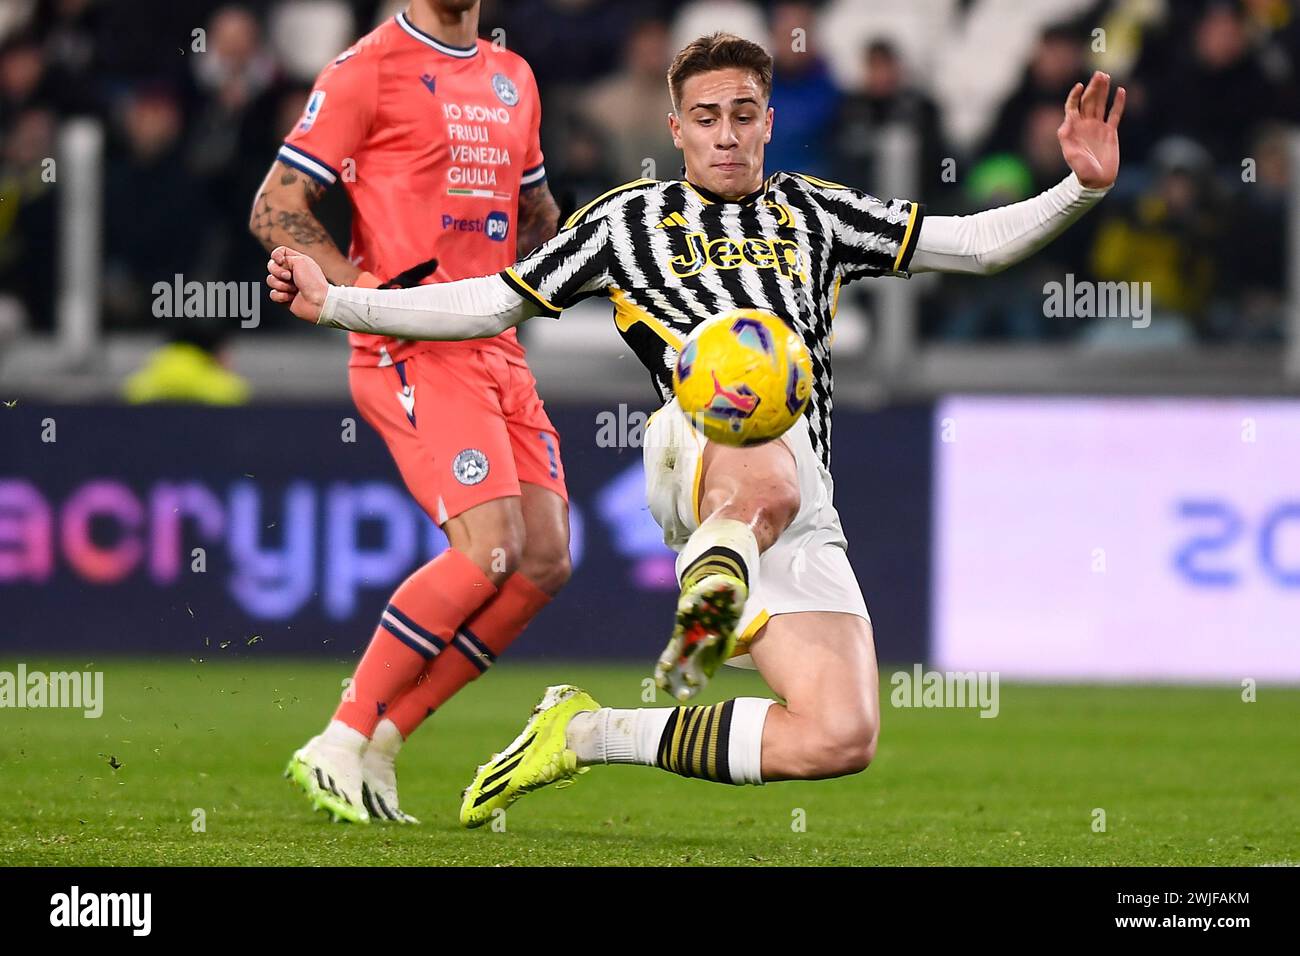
[499,172,924,468]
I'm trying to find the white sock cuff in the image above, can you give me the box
[728,697,774,785]
[680,518,761,592]
[633,708,673,766]
[323,719,369,754]
[370,718,404,757]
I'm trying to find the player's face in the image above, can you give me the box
[669,68,773,200]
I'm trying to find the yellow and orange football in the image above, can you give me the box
[672,309,813,446]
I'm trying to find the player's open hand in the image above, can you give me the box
[266,246,328,323]
[1058,70,1125,190]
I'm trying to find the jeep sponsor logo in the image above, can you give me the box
[668,232,806,283]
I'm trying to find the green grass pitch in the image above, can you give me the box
[3,658,1298,866]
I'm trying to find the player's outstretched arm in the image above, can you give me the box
[265,246,540,339]
[910,71,1124,276]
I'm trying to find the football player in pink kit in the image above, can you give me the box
[250,0,568,824]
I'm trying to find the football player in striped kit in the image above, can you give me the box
[266,33,1124,824]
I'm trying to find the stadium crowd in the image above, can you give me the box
[0,0,1295,350]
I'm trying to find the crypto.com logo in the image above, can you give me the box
[0,478,586,619]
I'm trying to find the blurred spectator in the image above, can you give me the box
[1218,123,1291,341]
[497,0,649,90]
[0,30,54,131]
[834,39,946,194]
[0,0,1289,353]
[492,0,654,179]
[928,153,1090,342]
[819,0,959,91]
[548,113,621,217]
[766,2,840,178]
[186,5,288,288]
[1138,2,1289,167]
[1242,0,1300,121]
[928,79,1103,342]
[671,0,767,51]
[122,326,251,405]
[104,84,210,330]
[581,18,680,182]
[189,5,279,120]
[1087,136,1227,340]
[1088,0,1163,79]
[93,0,221,90]
[0,107,58,332]
[965,154,1036,207]
[1020,103,1073,191]
[32,0,108,118]
[981,23,1085,158]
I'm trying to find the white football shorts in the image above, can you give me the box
[641,398,870,668]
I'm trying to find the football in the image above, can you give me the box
[672,309,814,446]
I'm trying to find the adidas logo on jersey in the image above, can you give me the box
[654,203,792,232]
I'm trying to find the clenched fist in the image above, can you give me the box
[266,246,329,323]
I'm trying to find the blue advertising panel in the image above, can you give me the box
[0,403,931,662]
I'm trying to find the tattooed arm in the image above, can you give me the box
[516,183,560,259]
[249,162,361,285]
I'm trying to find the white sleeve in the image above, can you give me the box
[909,173,1111,275]
[317,273,540,340]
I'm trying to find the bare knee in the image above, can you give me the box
[470,530,524,584]
[518,537,572,595]
[800,710,878,777]
[516,487,572,595]
[444,501,525,585]
[699,442,801,549]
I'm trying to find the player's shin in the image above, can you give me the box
[382,572,553,737]
[356,575,551,822]
[332,548,498,736]
[566,698,774,785]
[657,518,759,699]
